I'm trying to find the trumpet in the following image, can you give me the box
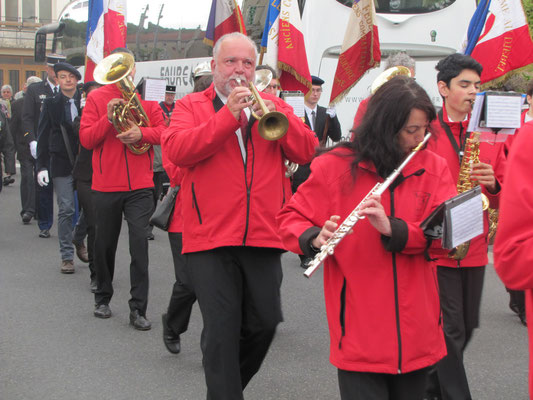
[237,70,289,141]
[94,52,151,155]
[304,133,432,278]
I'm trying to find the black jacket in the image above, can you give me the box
[22,80,55,144]
[36,91,81,178]
[292,105,342,192]
[0,109,16,193]
[9,96,31,160]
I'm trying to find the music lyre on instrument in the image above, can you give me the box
[236,70,289,141]
[304,133,432,278]
[93,52,151,155]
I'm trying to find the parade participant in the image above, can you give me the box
[291,74,342,268]
[162,32,317,399]
[79,48,165,330]
[36,62,82,274]
[0,107,15,194]
[10,76,42,224]
[159,84,176,124]
[353,52,416,130]
[494,121,533,399]
[277,76,456,400]
[424,53,506,400]
[22,54,64,238]
[72,80,102,291]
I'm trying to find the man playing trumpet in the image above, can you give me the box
[162,32,317,400]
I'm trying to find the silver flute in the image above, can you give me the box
[304,133,432,278]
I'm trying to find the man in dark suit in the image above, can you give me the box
[10,76,43,224]
[23,54,64,238]
[36,62,81,274]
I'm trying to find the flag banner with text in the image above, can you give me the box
[461,0,533,85]
[204,0,247,47]
[329,0,380,106]
[85,0,127,82]
[277,0,312,94]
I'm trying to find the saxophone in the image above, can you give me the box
[449,131,493,260]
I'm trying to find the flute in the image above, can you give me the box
[304,133,432,278]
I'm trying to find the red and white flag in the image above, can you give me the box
[329,0,380,106]
[461,0,533,84]
[204,0,247,47]
[85,0,127,82]
[277,0,312,94]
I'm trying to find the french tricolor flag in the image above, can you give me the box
[329,0,380,106]
[204,0,247,47]
[85,0,127,82]
[461,0,533,85]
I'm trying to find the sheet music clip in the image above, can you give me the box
[420,186,484,249]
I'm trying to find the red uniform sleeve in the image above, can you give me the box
[494,123,533,290]
[79,90,116,150]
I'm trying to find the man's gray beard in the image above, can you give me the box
[214,72,247,97]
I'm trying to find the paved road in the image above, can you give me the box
[0,177,529,399]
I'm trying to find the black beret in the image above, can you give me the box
[311,75,325,86]
[54,62,82,81]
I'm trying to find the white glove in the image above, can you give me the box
[326,107,336,118]
[37,170,49,187]
[30,140,37,159]
[80,96,86,109]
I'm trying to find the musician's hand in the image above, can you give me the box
[312,215,352,249]
[252,98,276,117]
[471,162,497,193]
[227,86,253,120]
[107,98,126,121]
[116,120,143,144]
[358,194,392,236]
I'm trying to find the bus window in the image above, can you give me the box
[335,0,456,14]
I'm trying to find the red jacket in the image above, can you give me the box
[161,84,318,253]
[427,107,506,267]
[79,84,165,192]
[503,111,532,157]
[277,147,456,374]
[162,149,184,233]
[494,122,533,398]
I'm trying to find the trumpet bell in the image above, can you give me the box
[94,52,135,85]
[258,111,289,141]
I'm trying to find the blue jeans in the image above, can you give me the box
[53,175,75,261]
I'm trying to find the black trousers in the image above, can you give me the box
[427,266,485,400]
[76,179,95,280]
[92,188,154,314]
[166,232,196,335]
[338,366,431,400]
[187,246,283,400]
[18,155,35,217]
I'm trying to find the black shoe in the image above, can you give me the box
[39,229,50,238]
[130,310,151,331]
[3,176,14,186]
[162,314,181,354]
[147,232,155,240]
[21,212,33,224]
[519,312,527,326]
[90,278,97,293]
[94,304,112,319]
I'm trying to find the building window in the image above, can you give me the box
[9,70,20,93]
[26,70,36,80]
[23,0,36,21]
[0,71,3,88]
[6,0,18,22]
[39,0,52,24]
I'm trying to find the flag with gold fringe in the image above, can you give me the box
[329,0,380,106]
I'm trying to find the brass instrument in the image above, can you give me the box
[93,52,151,155]
[237,69,289,141]
[370,66,412,94]
[449,131,490,260]
[304,133,432,278]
